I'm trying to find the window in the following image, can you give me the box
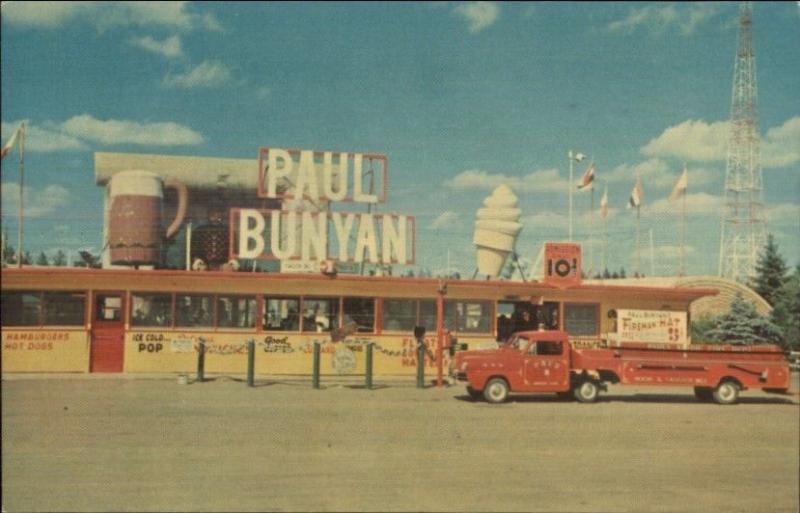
[564,303,598,336]
[264,297,300,331]
[528,341,563,355]
[1,291,86,327]
[44,292,86,326]
[445,300,492,334]
[343,297,375,333]
[217,296,256,329]
[95,294,122,322]
[175,294,214,328]
[382,299,437,332]
[131,293,173,328]
[1,292,42,326]
[302,297,339,332]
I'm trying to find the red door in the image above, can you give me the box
[91,292,125,372]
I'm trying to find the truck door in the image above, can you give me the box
[523,340,570,391]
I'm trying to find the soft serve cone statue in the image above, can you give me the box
[473,185,522,277]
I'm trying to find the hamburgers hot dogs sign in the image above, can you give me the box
[232,148,414,265]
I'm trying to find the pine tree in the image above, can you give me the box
[619,268,626,279]
[706,293,782,344]
[752,234,788,306]
[52,250,67,266]
[36,251,49,266]
[770,264,800,351]
[602,268,611,279]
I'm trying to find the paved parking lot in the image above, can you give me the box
[2,374,798,512]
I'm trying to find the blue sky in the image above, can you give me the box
[2,1,798,277]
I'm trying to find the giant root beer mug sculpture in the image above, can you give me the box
[108,170,188,266]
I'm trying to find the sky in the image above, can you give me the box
[1,1,799,279]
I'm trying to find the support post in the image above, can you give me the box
[312,342,321,389]
[196,337,205,382]
[436,291,444,388]
[416,343,425,389]
[246,339,255,387]
[365,342,373,390]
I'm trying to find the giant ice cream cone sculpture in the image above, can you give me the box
[473,185,522,276]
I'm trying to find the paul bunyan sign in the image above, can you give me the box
[233,148,415,264]
[617,309,687,345]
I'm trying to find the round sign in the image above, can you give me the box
[554,259,572,277]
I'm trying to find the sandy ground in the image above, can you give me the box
[2,374,798,513]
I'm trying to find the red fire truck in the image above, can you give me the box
[452,330,792,405]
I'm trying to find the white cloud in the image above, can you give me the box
[607,3,719,36]
[641,117,800,169]
[519,211,567,230]
[445,168,565,193]
[1,183,72,219]
[2,1,221,32]
[641,120,728,162]
[163,60,232,89]
[2,120,87,152]
[454,2,499,34]
[3,116,204,151]
[431,211,459,230]
[647,192,723,214]
[129,35,183,59]
[761,116,800,168]
[767,203,800,224]
[60,114,204,146]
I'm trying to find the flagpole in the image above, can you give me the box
[635,204,641,277]
[568,150,573,241]
[680,165,687,277]
[17,122,25,268]
[589,185,595,277]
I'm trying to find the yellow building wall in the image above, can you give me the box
[2,330,89,373]
[124,331,460,376]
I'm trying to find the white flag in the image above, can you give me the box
[600,185,608,219]
[1,124,23,159]
[668,166,688,201]
[627,177,643,208]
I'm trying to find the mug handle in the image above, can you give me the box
[164,178,188,239]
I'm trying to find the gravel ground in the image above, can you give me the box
[2,374,798,513]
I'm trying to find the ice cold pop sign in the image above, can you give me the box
[233,148,414,264]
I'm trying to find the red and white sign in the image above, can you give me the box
[617,309,688,345]
[543,242,581,287]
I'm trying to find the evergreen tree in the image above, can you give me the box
[23,251,32,265]
[690,315,717,343]
[611,271,619,279]
[3,243,16,264]
[619,268,626,279]
[36,251,49,266]
[52,250,67,266]
[752,234,788,306]
[706,292,782,344]
[602,268,611,279]
[770,264,800,351]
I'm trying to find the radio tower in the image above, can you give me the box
[718,1,766,283]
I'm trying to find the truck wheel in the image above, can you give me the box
[574,380,600,403]
[712,381,740,405]
[483,378,509,404]
[466,386,482,400]
[694,387,714,402]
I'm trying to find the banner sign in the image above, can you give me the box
[617,309,688,345]
[543,242,582,287]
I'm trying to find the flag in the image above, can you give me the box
[668,166,688,201]
[627,177,643,208]
[600,184,608,219]
[573,152,586,162]
[576,161,595,190]
[1,123,23,159]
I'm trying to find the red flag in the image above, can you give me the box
[576,161,595,190]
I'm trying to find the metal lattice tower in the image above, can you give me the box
[719,1,767,283]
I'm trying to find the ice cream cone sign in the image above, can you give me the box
[473,185,522,277]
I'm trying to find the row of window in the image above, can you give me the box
[0,291,600,336]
